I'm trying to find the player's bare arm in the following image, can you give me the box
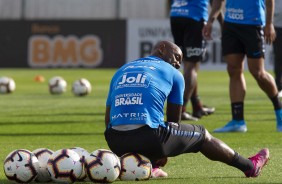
[210,0,224,29]
[105,106,111,127]
[265,0,276,45]
[203,0,225,39]
[166,103,182,123]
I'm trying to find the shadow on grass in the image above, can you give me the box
[0,178,279,184]
[0,132,103,136]
[0,120,102,126]
[8,112,105,117]
[155,177,280,184]
[0,179,10,184]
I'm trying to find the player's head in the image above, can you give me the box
[151,40,183,69]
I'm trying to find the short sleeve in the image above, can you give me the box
[167,70,184,105]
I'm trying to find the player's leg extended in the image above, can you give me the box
[160,123,269,177]
[200,130,269,177]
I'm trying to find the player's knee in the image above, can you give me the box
[250,69,265,81]
[204,129,212,143]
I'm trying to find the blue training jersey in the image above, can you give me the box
[170,0,209,21]
[225,0,266,25]
[106,56,185,129]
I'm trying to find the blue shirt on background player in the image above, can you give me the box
[224,0,265,25]
[170,0,209,21]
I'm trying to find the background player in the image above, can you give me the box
[169,0,223,121]
[203,0,282,132]
[273,0,282,98]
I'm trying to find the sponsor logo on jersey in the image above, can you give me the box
[123,65,156,71]
[171,1,188,8]
[112,112,147,121]
[115,72,152,89]
[115,93,143,106]
[131,58,161,63]
[226,8,244,20]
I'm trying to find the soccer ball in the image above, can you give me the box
[69,147,90,181]
[32,148,54,182]
[4,149,40,183]
[72,78,92,96]
[47,149,83,183]
[48,76,67,94]
[85,149,121,183]
[119,153,152,181]
[0,76,16,94]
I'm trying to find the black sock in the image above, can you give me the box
[231,102,244,121]
[228,152,253,172]
[182,97,189,112]
[191,95,202,111]
[270,95,282,110]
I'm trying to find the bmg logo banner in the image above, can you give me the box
[28,35,103,67]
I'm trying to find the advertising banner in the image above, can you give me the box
[0,20,126,68]
[0,19,274,70]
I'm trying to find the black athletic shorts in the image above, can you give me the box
[170,17,206,62]
[222,22,265,58]
[104,122,206,163]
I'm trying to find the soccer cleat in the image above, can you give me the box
[244,148,269,177]
[193,105,215,118]
[213,120,247,133]
[151,167,168,178]
[181,112,198,121]
[275,109,282,132]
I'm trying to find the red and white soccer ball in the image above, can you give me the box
[72,78,92,96]
[4,149,40,183]
[48,76,67,94]
[0,76,16,94]
[119,153,152,181]
[69,147,90,181]
[85,149,121,183]
[47,149,83,183]
[32,148,54,182]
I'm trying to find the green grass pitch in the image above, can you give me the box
[0,68,281,184]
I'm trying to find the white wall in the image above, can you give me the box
[119,0,168,19]
[0,0,168,19]
[0,0,22,19]
[24,0,117,19]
